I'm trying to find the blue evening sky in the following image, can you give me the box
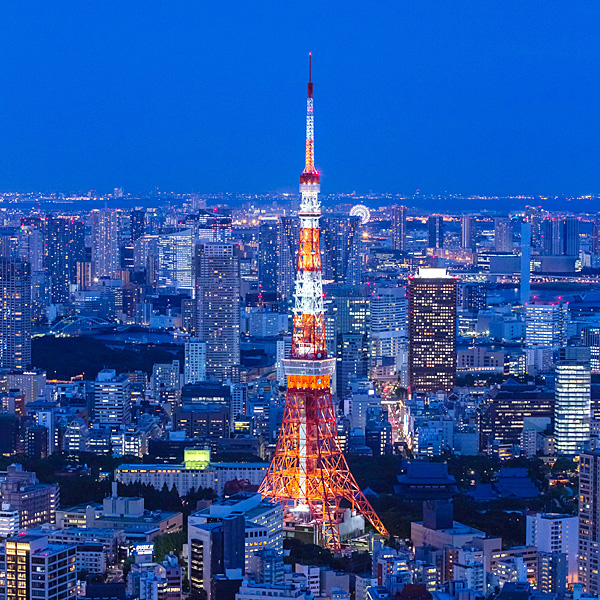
[1,2,600,197]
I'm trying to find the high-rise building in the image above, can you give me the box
[26,425,49,459]
[541,217,580,256]
[258,219,279,293]
[392,206,406,251]
[93,369,131,429]
[276,217,299,302]
[554,361,591,455]
[593,217,600,255]
[408,268,457,393]
[0,534,76,600]
[195,210,233,243]
[130,208,146,241]
[184,339,207,384]
[526,513,578,585]
[370,286,408,378]
[478,382,554,451]
[525,302,569,350]
[525,206,545,250]
[320,215,362,285]
[152,360,181,400]
[336,332,368,398]
[582,326,600,372]
[0,464,59,528]
[537,552,568,597]
[427,216,444,249]
[461,215,474,250]
[46,216,85,303]
[195,243,240,381]
[458,283,486,313]
[158,229,194,292]
[188,513,246,600]
[579,451,600,593]
[0,259,31,369]
[520,222,532,305]
[8,369,46,406]
[564,217,580,256]
[494,218,513,252]
[91,209,120,279]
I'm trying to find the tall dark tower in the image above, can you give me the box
[0,259,31,369]
[46,216,84,303]
[392,206,406,251]
[408,268,457,394]
[259,55,388,551]
[427,215,444,249]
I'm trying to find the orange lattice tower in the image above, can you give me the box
[259,55,389,551]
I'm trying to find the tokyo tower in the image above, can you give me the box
[259,55,389,551]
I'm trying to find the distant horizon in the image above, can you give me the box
[5,188,600,215]
[2,4,600,196]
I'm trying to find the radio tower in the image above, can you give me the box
[259,54,389,551]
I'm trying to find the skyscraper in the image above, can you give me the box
[554,361,591,455]
[582,326,600,372]
[520,222,531,305]
[541,217,580,256]
[130,208,146,241]
[408,268,457,393]
[157,229,194,292]
[320,215,362,285]
[427,216,444,249]
[494,218,513,252]
[0,259,31,369]
[258,218,279,293]
[461,215,474,250]
[563,217,580,256]
[1,534,76,600]
[91,208,120,279]
[184,338,207,384]
[525,302,569,350]
[593,217,600,255]
[46,216,85,303]
[94,369,131,429]
[195,243,240,381]
[392,205,406,251]
[525,205,545,250]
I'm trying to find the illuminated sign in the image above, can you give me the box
[184,448,210,470]
[134,543,154,556]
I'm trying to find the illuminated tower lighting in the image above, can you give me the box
[259,55,388,551]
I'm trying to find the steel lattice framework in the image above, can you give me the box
[259,55,388,551]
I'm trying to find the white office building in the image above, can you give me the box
[184,339,207,384]
[525,302,569,349]
[526,512,578,584]
[0,503,19,538]
[158,229,194,292]
[555,361,591,455]
[91,208,120,279]
[94,369,131,429]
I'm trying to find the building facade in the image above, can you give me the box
[408,268,457,393]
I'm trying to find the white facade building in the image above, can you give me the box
[525,302,569,349]
[0,503,19,538]
[158,229,194,292]
[94,370,131,429]
[555,361,591,455]
[184,339,207,384]
[526,513,578,583]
